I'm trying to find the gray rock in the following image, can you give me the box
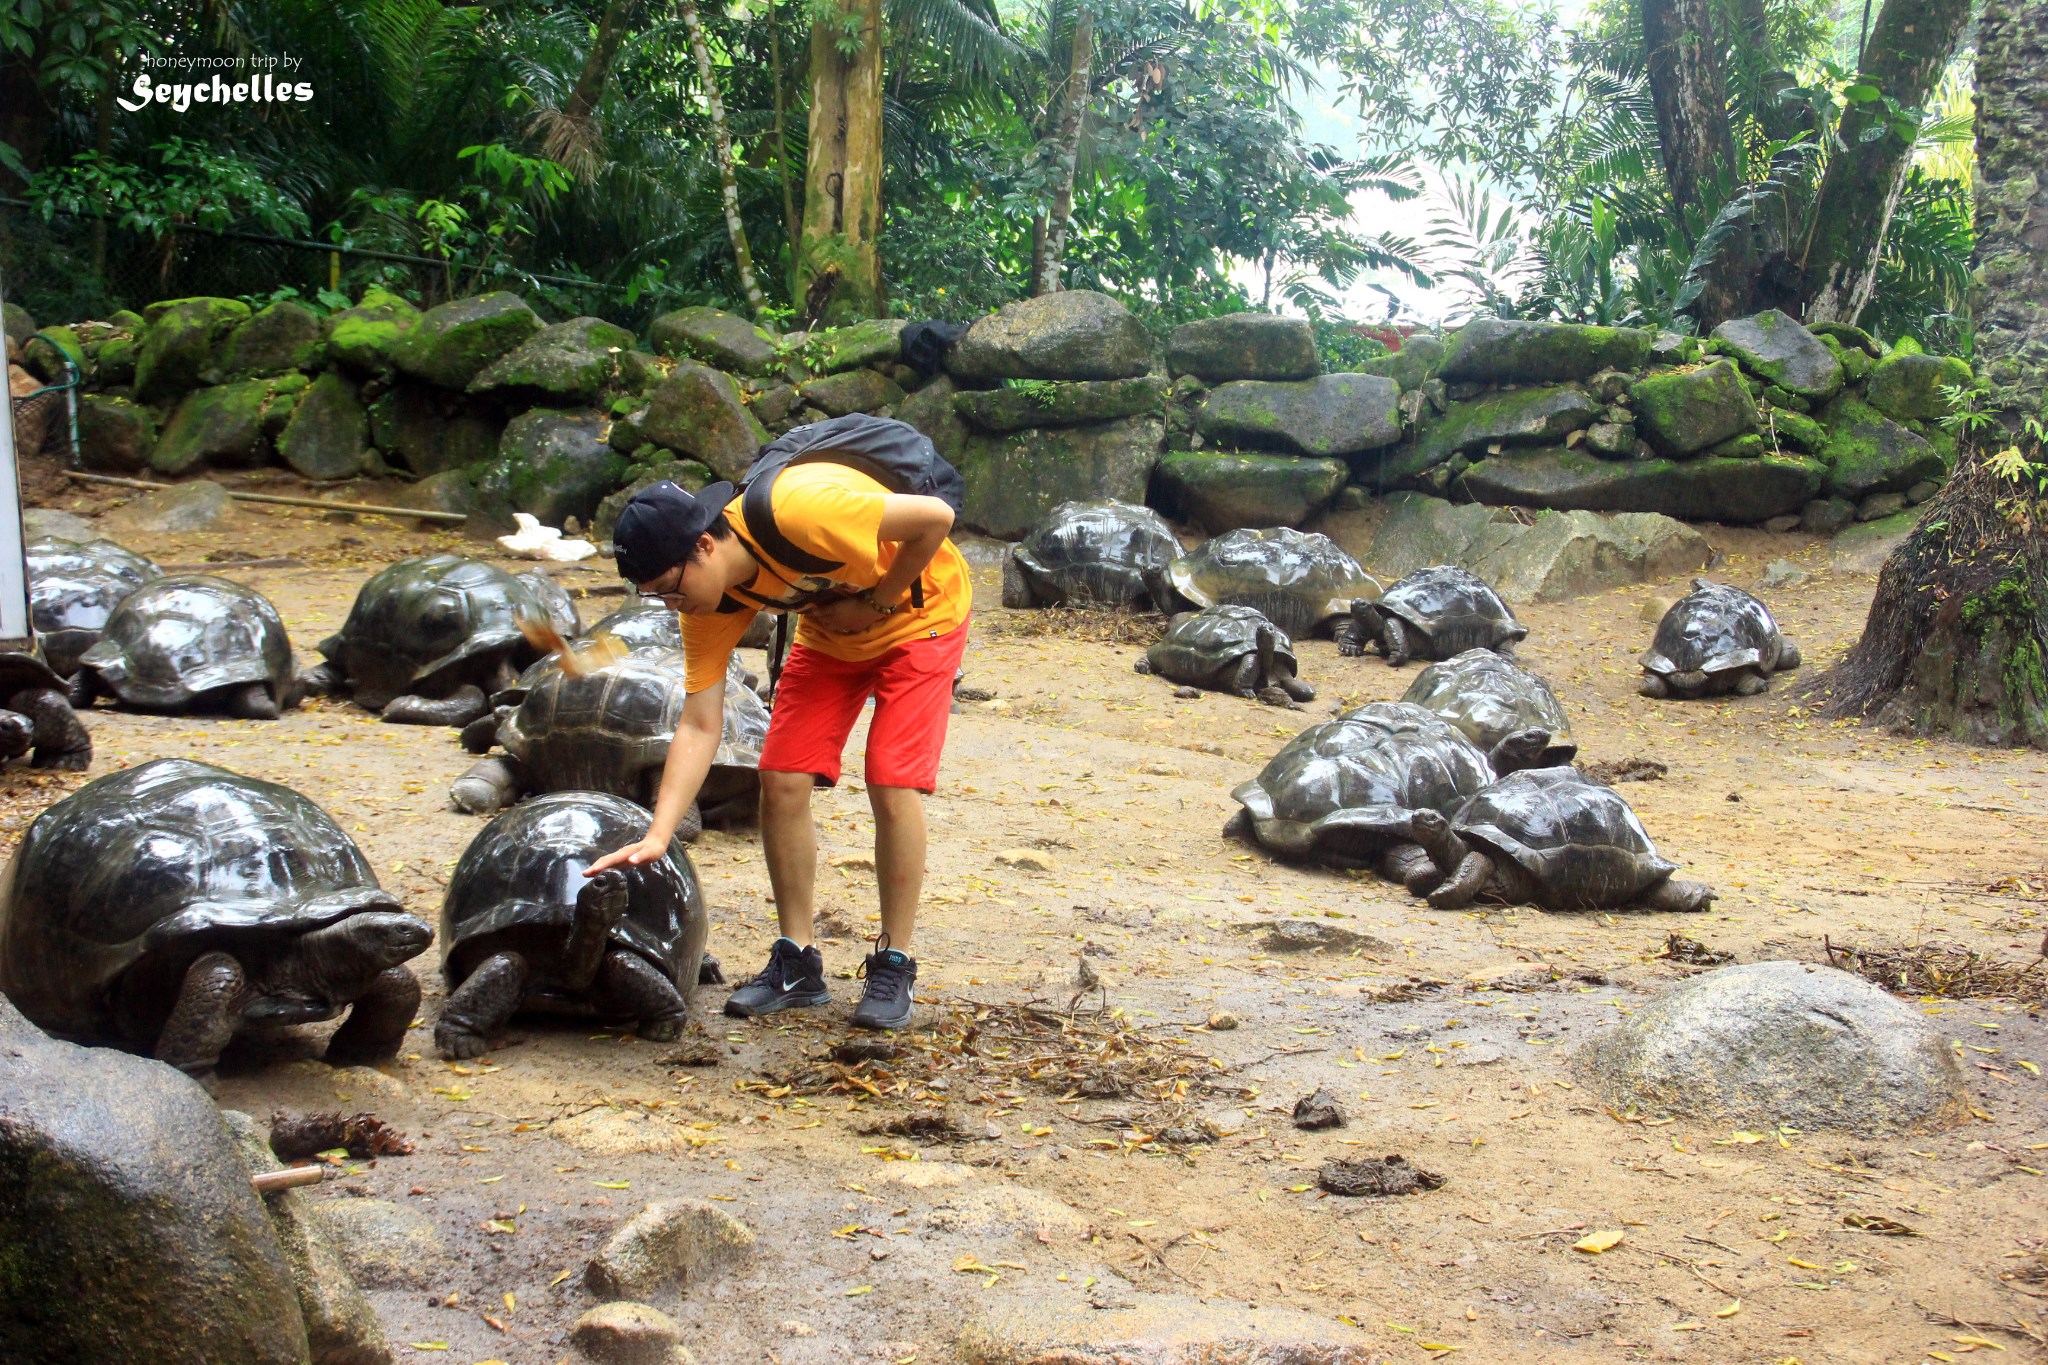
[1574,960,1968,1132]
[1357,336,1448,392]
[954,415,1162,539]
[306,1199,447,1290]
[808,318,902,374]
[954,377,1165,433]
[1470,507,1712,605]
[1762,514,1802,533]
[1166,313,1318,382]
[958,1291,1375,1365]
[639,362,769,481]
[394,470,487,529]
[367,384,502,478]
[2,300,35,345]
[1459,448,1824,524]
[1857,490,1907,521]
[391,291,544,390]
[1630,360,1757,456]
[222,300,328,378]
[1362,491,1522,578]
[1585,420,1635,458]
[1197,373,1401,457]
[1710,310,1843,400]
[23,508,97,540]
[1439,318,1653,384]
[649,306,780,376]
[798,368,904,417]
[593,457,718,540]
[1150,451,1348,531]
[1759,559,1808,589]
[750,384,801,428]
[278,371,373,481]
[476,409,627,529]
[78,394,156,473]
[108,479,237,533]
[948,289,1152,382]
[1800,496,1855,534]
[585,1199,755,1301]
[570,1302,696,1365]
[896,374,969,465]
[0,997,310,1364]
[1831,510,1919,573]
[1816,395,1947,499]
[223,1112,393,1365]
[1649,329,1693,363]
[469,316,640,402]
[133,296,252,402]
[1905,478,1940,505]
[1408,384,1603,468]
[1865,351,1972,423]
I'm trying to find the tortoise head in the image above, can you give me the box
[293,910,432,993]
[1488,727,1554,775]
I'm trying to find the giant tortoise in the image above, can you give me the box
[1352,565,1526,666]
[1004,501,1179,610]
[74,575,296,718]
[1401,648,1575,772]
[1640,579,1801,698]
[1135,605,1314,705]
[26,534,161,676]
[1165,528,1379,651]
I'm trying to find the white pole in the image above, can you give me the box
[0,269,38,641]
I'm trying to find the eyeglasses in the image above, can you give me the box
[639,568,686,605]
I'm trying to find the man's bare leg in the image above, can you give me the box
[870,784,925,951]
[760,769,819,945]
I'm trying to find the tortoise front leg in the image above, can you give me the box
[1335,606,1370,659]
[698,954,725,985]
[1637,671,1670,698]
[597,950,688,1041]
[1379,842,1443,895]
[435,952,528,1060]
[227,682,279,720]
[0,708,32,763]
[1427,850,1496,908]
[563,870,629,991]
[12,686,91,770]
[383,686,487,728]
[1382,617,1411,667]
[1640,877,1714,913]
[296,660,344,698]
[1776,638,1802,671]
[325,965,421,1064]
[157,950,247,1077]
[451,755,525,814]
[1733,670,1770,696]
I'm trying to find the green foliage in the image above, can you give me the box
[26,139,311,240]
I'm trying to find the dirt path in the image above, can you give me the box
[15,477,2048,1365]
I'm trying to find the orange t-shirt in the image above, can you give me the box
[679,463,972,692]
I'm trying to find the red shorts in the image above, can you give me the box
[756,621,971,791]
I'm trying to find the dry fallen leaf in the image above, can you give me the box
[1573,1230,1624,1254]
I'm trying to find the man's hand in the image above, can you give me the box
[811,595,888,635]
[585,836,670,876]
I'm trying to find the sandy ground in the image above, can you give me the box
[10,472,2047,1365]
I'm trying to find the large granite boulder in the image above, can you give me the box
[639,362,769,482]
[1865,351,1973,423]
[592,457,719,540]
[1459,447,1825,524]
[650,306,780,376]
[391,291,543,390]
[1710,310,1843,401]
[151,377,297,475]
[1439,318,1652,384]
[1408,384,1603,469]
[809,318,902,374]
[277,371,372,481]
[1196,373,1401,457]
[948,290,1151,382]
[1630,359,1757,456]
[1358,492,1523,576]
[1360,493,1708,603]
[1816,395,1948,499]
[325,287,420,373]
[368,384,503,478]
[78,394,156,472]
[955,377,1165,433]
[469,316,641,402]
[0,998,311,1364]
[1166,313,1318,382]
[1358,335,1448,391]
[1150,451,1347,532]
[133,296,251,402]
[477,408,627,529]
[798,368,903,417]
[954,415,1162,538]
[896,374,969,464]
[221,301,328,378]
[1575,960,1969,1133]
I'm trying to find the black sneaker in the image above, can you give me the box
[852,941,918,1031]
[724,938,830,1018]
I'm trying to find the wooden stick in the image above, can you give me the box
[251,1165,325,1194]
[65,471,469,524]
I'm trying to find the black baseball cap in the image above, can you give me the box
[611,480,736,583]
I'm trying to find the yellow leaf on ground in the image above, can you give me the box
[1716,1300,1741,1317]
[1574,1230,1624,1254]
[846,1284,875,1296]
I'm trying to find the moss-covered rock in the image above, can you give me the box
[798,368,904,417]
[78,394,156,473]
[367,384,502,478]
[1357,336,1449,392]
[276,371,372,480]
[1709,309,1843,400]
[476,409,628,529]
[1,301,35,345]
[948,290,1152,382]
[638,362,768,481]
[1816,394,1948,499]
[1196,373,1401,457]
[1630,360,1756,456]
[1865,352,1973,423]
[1458,446,1825,523]
[391,291,543,390]
[23,326,85,383]
[151,378,294,474]
[650,306,781,376]
[133,296,251,402]
[1409,384,1603,468]
[326,287,421,373]
[810,318,903,374]
[1150,450,1347,531]
[1439,318,1653,384]
[93,333,138,387]
[468,316,640,402]
[953,415,1162,538]
[1763,408,1827,453]
[1166,313,1318,382]
[222,301,328,378]
[1705,432,1767,459]
[896,374,968,466]
[954,376,1165,433]
[592,456,720,540]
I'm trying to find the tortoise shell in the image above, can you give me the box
[77,575,292,710]
[1146,605,1296,690]
[1005,501,1179,608]
[440,791,706,1008]
[0,758,407,1040]
[1402,649,1576,767]
[1449,766,1676,908]
[318,554,554,709]
[1642,579,1789,679]
[1376,565,1525,656]
[26,535,161,676]
[1231,702,1492,862]
[1166,528,1380,638]
[589,597,683,654]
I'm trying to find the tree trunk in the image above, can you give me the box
[0,47,51,193]
[797,0,885,323]
[1800,0,1972,325]
[1639,0,1749,327]
[1029,7,1094,297]
[768,0,799,280]
[680,0,767,318]
[1814,0,2048,749]
[530,0,637,182]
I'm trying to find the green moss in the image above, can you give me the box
[1629,360,1755,456]
[1960,577,2048,720]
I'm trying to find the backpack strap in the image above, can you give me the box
[739,466,842,577]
